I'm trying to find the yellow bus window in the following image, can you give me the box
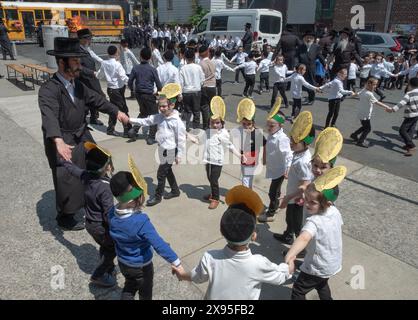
[112,11,121,20]
[88,11,95,19]
[71,10,78,18]
[96,11,104,20]
[80,11,87,18]
[35,10,43,20]
[104,11,111,20]
[44,10,52,20]
[5,9,18,20]
[0,10,4,19]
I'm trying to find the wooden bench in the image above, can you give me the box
[22,63,55,83]
[6,64,35,90]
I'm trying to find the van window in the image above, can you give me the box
[228,15,252,31]
[197,19,207,33]
[260,15,281,34]
[210,16,228,31]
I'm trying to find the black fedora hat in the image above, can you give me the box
[245,23,251,28]
[339,27,352,36]
[303,30,316,38]
[77,28,92,39]
[46,37,88,57]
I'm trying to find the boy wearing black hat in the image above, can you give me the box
[172,185,292,300]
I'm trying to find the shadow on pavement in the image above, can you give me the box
[370,130,405,153]
[179,183,229,203]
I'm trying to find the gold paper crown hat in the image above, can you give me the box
[290,111,314,144]
[84,141,112,172]
[210,96,226,121]
[158,83,182,100]
[313,165,347,202]
[267,97,284,124]
[236,98,256,123]
[225,185,264,216]
[313,127,343,165]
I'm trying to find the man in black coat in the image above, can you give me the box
[0,18,15,60]
[274,24,300,70]
[39,37,128,231]
[242,23,253,54]
[297,30,326,104]
[78,28,105,125]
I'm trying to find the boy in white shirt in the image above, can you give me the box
[319,68,355,128]
[257,51,272,93]
[151,38,164,68]
[96,45,131,137]
[369,53,397,101]
[213,49,234,96]
[346,57,358,92]
[127,85,186,207]
[270,54,294,109]
[234,53,258,99]
[359,56,372,88]
[119,39,139,99]
[172,185,292,300]
[157,50,180,86]
[230,46,248,83]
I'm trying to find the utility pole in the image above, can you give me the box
[384,0,393,32]
[149,0,154,27]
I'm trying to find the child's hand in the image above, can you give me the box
[175,157,180,165]
[385,107,393,113]
[288,259,296,274]
[172,264,186,281]
[241,155,248,164]
[351,91,357,96]
[279,196,289,209]
[188,134,199,144]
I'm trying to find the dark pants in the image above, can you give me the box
[200,87,215,130]
[399,117,418,148]
[1,40,14,59]
[375,79,385,99]
[346,79,356,91]
[85,221,116,278]
[259,72,269,91]
[216,79,222,96]
[135,92,158,139]
[205,164,222,200]
[243,74,256,97]
[396,75,405,89]
[182,92,201,131]
[155,148,179,198]
[325,98,341,128]
[292,98,302,118]
[353,119,371,143]
[292,271,332,300]
[359,77,367,88]
[271,82,289,108]
[107,86,131,134]
[284,203,303,238]
[235,68,245,82]
[119,261,154,300]
[268,176,285,213]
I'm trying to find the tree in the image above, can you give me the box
[189,4,208,26]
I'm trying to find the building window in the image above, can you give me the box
[167,0,173,10]
[321,0,331,9]
[226,0,234,9]
[239,0,247,9]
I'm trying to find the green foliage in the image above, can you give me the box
[189,5,208,26]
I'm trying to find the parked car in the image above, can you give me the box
[356,31,403,56]
[190,9,283,48]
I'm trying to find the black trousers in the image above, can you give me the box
[292,98,302,118]
[271,82,289,108]
[243,74,256,96]
[216,79,222,96]
[200,87,215,130]
[182,92,201,131]
[119,261,154,300]
[85,221,116,278]
[346,79,356,91]
[359,77,367,88]
[353,119,371,143]
[235,68,245,82]
[135,92,158,139]
[268,176,285,213]
[107,86,131,133]
[292,271,332,300]
[325,98,341,128]
[374,79,385,99]
[399,117,418,148]
[284,203,303,237]
[205,164,222,200]
[156,148,179,198]
[259,72,269,91]
[1,41,14,59]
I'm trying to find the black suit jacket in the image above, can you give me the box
[79,46,105,96]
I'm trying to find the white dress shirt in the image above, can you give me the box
[230,52,248,64]
[284,73,317,99]
[151,48,164,68]
[370,62,395,79]
[130,110,186,158]
[213,58,234,80]
[320,77,353,100]
[236,61,257,75]
[348,63,358,80]
[203,128,238,165]
[257,58,271,73]
[271,64,293,83]
[96,57,128,89]
[157,61,180,86]
[265,128,293,179]
[119,48,139,75]
[56,72,75,102]
[399,63,418,78]
[164,30,171,38]
[151,29,158,38]
[179,63,205,93]
[81,45,103,64]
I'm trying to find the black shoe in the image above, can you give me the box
[273,233,294,245]
[356,142,369,148]
[90,119,104,126]
[90,272,117,287]
[57,215,85,231]
[303,100,314,106]
[350,133,358,141]
[0,75,4,79]
[107,130,118,136]
[163,191,180,200]
[127,126,139,140]
[146,196,162,206]
[146,138,157,145]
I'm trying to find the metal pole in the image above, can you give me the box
[149,0,154,27]
[384,0,393,32]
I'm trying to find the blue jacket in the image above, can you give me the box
[108,207,180,268]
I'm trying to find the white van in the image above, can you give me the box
[191,9,283,47]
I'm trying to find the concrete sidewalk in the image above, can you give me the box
[0,92,417,300]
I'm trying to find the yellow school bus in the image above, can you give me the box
[0,1,124,41]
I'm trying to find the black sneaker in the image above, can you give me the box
[90,119,104,126]
[90,272,117,287]
[146,196,162,207]
[350,133,358,141]
[146,138,157,145]
[57,215,85,231]
[163,191,180,200]
[128,126,140,140]
[273,233,294,245]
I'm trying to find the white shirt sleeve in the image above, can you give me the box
[300,77,318,91]
[117,63,129,84]
[258,258,291,285]
[302,219,318,238]
[190,253,210,284]
[128,50,140,66]
[176,120,186,159]
[130,114,159,127]
[279,137,293,169]
[87,48,103,64]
